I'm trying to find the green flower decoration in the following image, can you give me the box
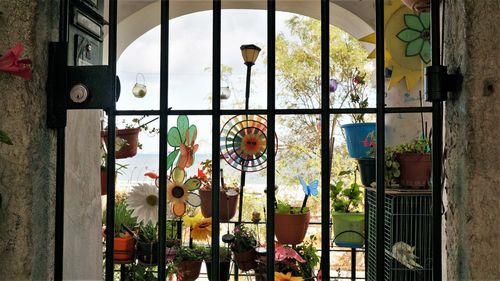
[396,12,431,64]
[167,115,197,170]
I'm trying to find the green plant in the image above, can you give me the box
[384,138,430,186]
[174,245,205,262]
[0,130,13,145]
[330,170,363,213]
[122,263,157,281]
[103,201,137,238]
[276,200,309,214]
[123,115,159,135]
[295,235,320,279]
[231,224,257,253]
[203,246,232,262]
[139,222,158,242]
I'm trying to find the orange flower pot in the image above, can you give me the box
[113,236,135,261]
[398,153,431,188]
[101,128,140,159]
[275,211,310,246]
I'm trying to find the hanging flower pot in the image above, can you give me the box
[341,123,376,159]
[401,0,431,12]
[331,212,365,248]
[233,248,258,271]
[176,260,202,281]
[398,152,431,188]
[199,189,239,222]
[357,158,376,187]
[274,211,310,246]
[101,128,140,159]
[136,241,158,265]
[113,235,135,262]
[206,261,231,281]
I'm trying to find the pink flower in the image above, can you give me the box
[0,43,32,80]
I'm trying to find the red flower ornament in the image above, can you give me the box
[0,43,32,80]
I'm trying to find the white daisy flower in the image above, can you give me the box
[126,183,159,225]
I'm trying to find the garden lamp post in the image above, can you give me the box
[238,44,261,224]
[240,44,261,110]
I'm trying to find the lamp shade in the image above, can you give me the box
[240,44,261,65]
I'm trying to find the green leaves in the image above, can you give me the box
[0,130,13,145]
[397,13,431,64]
[404,14,424,31]
[167,149,180,170]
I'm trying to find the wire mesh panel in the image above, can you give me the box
[367,188,432,281]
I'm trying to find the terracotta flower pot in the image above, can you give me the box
[233,249,258,271]
[206,261,231,281]
[398,153,431,188]
[100,169,117,196]
[101,128,140,159]
[275,211,311,245]
[114,236,135,261]
[401,0,431,12]
[176,260,202,281]
[199,189,239,222]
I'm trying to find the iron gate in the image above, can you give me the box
[48,0,449,280]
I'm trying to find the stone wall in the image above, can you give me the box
[444,0,500,280]
[0,0,102,280]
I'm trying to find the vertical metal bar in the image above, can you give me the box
[54,129,65,281]
[431,0,442,280]
[266,0,276,280]
[211,0,221,280]
[351,248,356,281]
[375,0,386,280]
[158,0,170,279]
[54,0,69,279]
[105,0,118,280]
[320,0,330,279]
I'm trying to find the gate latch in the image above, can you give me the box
[47,42,120,129]
[424,65,462,102]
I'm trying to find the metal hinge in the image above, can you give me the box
[424,65,463,102]
[46,42,119,129]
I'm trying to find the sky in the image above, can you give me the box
[115,10,300,154]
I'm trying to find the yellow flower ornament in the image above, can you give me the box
[167,167,202,217]
[274,272,303,281]
[183,212,212,241]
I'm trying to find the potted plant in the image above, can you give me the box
[256,240,319,281]
[197,160,240,222]
[102,201,138,261]
[357,131,376,187]
[101,115,159,159]
[136,222,158,265]
[395,138,431,188]
[274,176,316,246]
[230,224,258,271]
[174,245,205,281]
[330,174,365,248]
[204,246,232,281]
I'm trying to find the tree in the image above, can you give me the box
[275,16,373,185]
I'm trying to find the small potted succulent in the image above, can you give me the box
[330,173,365,248]
[136,222,159,265]
[230,224,258,271]
[204,246,232,281]
[197,160,240,222]
[102,201,138,261]
[274,177,317,246]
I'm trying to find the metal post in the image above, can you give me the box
[431,0,443,280]
[238,63,252,224]
[211,0,222,280]
[351,248,356,281]
[320,0,331,279]
[266,1,276,280]
[105,1,118,280]
[158,0,169,279]
[375,0,386,280]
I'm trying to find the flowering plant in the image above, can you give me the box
[230,224,257,253]
[0,43,32,80]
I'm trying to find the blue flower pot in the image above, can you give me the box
[341,123,376,159]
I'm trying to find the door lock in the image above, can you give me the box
[69,84,89,103]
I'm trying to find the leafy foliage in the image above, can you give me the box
[174,245,205,262]
[230,224,257,253]
[384,138,430,186]
[330,170,363,213]
[102,201,137,237]
[295,235,320,279]
[275,15,373,185]
[139,222,158,242]
[276,200,309,214]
